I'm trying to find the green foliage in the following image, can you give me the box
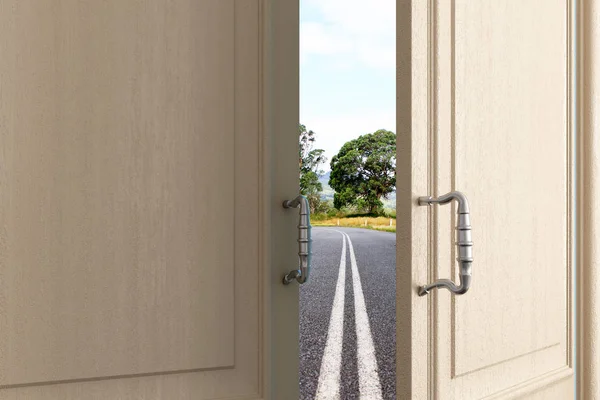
[302,149,326,176]
[384,208,396,218]
[299,124,327,213]
[299,125,326,174]
[300,171,322,195]
[310,215,396,233]
[329,129,396,214]
[299,124,316,166]
[309,201,336,221]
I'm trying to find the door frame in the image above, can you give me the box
[265,0,301,399]
[398,0,599,398]
[580,0,600,397]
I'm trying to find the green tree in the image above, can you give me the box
[329,129,396,214]
[299,124,327,213]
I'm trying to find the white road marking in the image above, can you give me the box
[315,232,347,400]
[343,231,384,400]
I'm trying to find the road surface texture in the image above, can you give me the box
[300,227,396,400]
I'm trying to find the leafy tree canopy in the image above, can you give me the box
[329,129,396,214]
[299,124,328,213]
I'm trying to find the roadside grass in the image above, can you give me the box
[312,216,396,233]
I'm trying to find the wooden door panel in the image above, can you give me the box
[410,0,575,398]
[0,1,271,398]
[1,1,235,385]
[453,0,569,377]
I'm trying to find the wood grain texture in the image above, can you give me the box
[582,0,600,397]
[266,0,300,399]
[405,0,576,398]
[517,375,574,400]
[396,1,429,398]
[0,0,235,385]
[452,0,569,376]
[0,1,282,398]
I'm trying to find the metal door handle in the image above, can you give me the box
[282,195,312,284]
[417,191,473,296]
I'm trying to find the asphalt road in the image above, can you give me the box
[300,227,396,400]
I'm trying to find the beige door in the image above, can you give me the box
[0,1,298,399]
[398,1,576,399]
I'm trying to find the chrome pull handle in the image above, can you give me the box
[417,191,473,296]
[282,195,312,285]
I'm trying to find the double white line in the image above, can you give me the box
[315,230,383,400]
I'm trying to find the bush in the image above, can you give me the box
[311,213,328,221]
[311,204,396,220]
[327,208,342,218]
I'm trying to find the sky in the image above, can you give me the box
[300,0,396,168]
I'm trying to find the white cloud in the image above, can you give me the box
[301,110,396,165]
[300,0,396,163]
[301,0,396,70]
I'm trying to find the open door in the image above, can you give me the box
[398,1,576,398]
[0,1,299,399]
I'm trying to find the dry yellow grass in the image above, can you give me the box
[313,217,396,233]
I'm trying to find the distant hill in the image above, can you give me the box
[319,171,335,201]
[318,171,396,209]
[320,170,331,184]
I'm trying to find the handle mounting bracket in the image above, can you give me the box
[282,195,312,285]
[418,191,473,296]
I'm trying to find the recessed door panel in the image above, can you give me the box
[399,1,575,398]
[0,1,295,398]
[453,0,569,376]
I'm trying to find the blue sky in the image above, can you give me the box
[300,0,396,167]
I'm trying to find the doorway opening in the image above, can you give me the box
[298,1,396,399]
